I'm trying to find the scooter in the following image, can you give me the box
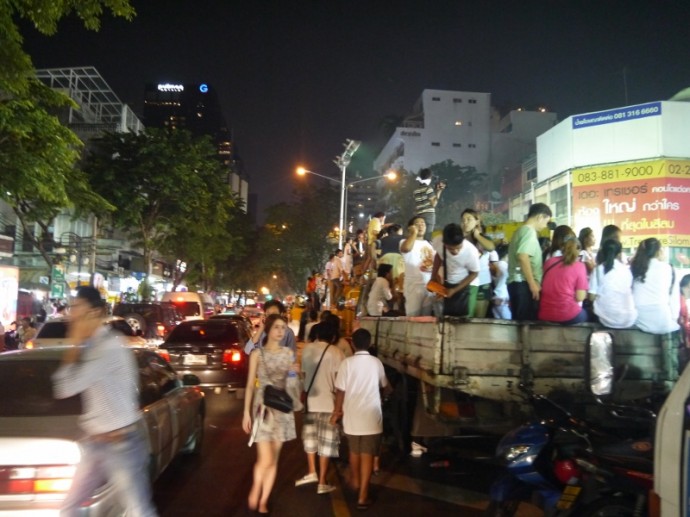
[486,332,656,516]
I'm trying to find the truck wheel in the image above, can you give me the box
[483,500,519,517]
[124,313,147,335]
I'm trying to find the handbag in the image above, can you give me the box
[259,348,293,413]
[263,384,293,413]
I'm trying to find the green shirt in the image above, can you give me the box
[507,225,543,284]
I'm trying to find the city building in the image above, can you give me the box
[143,82,249,211]
[374,89,557,211]
[508,100,690,267]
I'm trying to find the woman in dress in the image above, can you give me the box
[538,225,589,325]
[631,238,680,334]
[588,239,637,328]
[460,209,496,317]
[242,314,297,514]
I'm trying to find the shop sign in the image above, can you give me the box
[572,159,690,249]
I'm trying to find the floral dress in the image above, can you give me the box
[252,347,296,443]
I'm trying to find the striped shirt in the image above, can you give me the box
[413,184,435,214]
[53,327,141,435]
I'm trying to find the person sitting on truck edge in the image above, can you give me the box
[431,223,480,317]
[630,237,680,335]
[588,238,637,329]
[537,226,589,325]
[244,300,297,354]
[507,203,552,321]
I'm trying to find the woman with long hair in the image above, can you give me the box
[578,227,596,276]
[460,209,496,317]
[588,239,637,328]
[630,238,680,334]
[242,314,297,514]
[538,225,589,325]
[596,224,622,264]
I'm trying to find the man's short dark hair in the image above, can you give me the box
[263,299,285,314]
[527,203,552,219]
[352,328,371,351]
[419,168,432,180]
[442,223,464,246]
[76,286,106,309]
[373,211,385,219]
[377,263,393,277]
[314,321,337,343]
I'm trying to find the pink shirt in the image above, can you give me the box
[538,257,589,323]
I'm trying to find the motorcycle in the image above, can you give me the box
[486,332,656,517]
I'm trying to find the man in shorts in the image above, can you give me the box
[295,322,345,494]
[331,328,392,510]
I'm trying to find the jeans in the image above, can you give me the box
[508,281,539,321]
[419,212,436,240]
[61,427,157,517]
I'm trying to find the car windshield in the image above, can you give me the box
[166,321,239,343]
[0,360,81,417]
[170,301,201,317]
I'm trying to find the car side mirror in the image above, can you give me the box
[586,331,614,397]
[182,374,201,386]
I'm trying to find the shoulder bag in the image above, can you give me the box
[259,348,293,413]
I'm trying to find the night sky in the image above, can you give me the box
[20,0,690,220]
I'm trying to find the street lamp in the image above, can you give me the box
[56,233,91,288]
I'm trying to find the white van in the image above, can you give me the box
[161,291,215,320]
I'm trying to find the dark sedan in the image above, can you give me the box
[158,319,249,390]
[0,347,205,515]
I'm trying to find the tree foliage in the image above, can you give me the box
[82,129,239,282]
[430,159,486,227]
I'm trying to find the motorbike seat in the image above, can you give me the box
[593,439,653,474]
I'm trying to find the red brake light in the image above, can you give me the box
[223,349,242,364]
[158,350,170,362]
[3,466,76,494]
[156,324,166,336]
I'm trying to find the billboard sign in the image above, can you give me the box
[572,159,690,250]
[572,101,662,130]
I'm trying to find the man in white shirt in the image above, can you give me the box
[366,264,395,316]
[431,223,480,317]
[331,329,392,511]
[329,249,346,309]
[295,322,345,494]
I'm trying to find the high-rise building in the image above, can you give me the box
[143,82,249,211]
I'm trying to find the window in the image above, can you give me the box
[432,96,441,101]
[453,98,463,103]
[469,99,477,104]
[431,142,440,147]
[468,144,476,148]
[526,168,537,181]
[551,185,568,219]
[453,143,462,147]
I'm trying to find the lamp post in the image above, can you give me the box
[56,233,91,288]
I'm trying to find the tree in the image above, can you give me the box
[1,0,134,267]
[428,160,487,227]
[82,129,238,284]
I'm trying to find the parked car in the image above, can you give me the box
[209,313,253,335]
[24,317,147,349]
[112,302,183,339]
[0,346,205,515]
[158,319,250,390]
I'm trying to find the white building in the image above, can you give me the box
[374,89,557,203]
[509,100,690,257]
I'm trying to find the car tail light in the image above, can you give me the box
[223,349,242,364]
[24,340,34,349]
[1,465,76,495]
[158,350,170,362]
[156,323,166,337]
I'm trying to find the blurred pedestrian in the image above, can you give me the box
[18,317,36,348]
[331,328,391,511]
[243,314,297,514]
[52,286,157,516]
[295,322,344,493]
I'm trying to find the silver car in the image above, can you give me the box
[0,347,205,515]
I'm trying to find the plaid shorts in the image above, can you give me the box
[301,412,341,458]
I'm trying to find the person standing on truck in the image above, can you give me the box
[400,215,435,316]
[413,168,445,239]
[431,223,480,317]
[460,209,496,318]
[507,203,552,321]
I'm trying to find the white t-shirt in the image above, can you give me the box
[400,239,435,288]
[431,236,480,286]
[632,258,680,334]
[590,261,637,329]
[301,341,344,413]
[367,276,393,316]
[492,260,509,300]
[479,250,499,286]
[335,351,388,435]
